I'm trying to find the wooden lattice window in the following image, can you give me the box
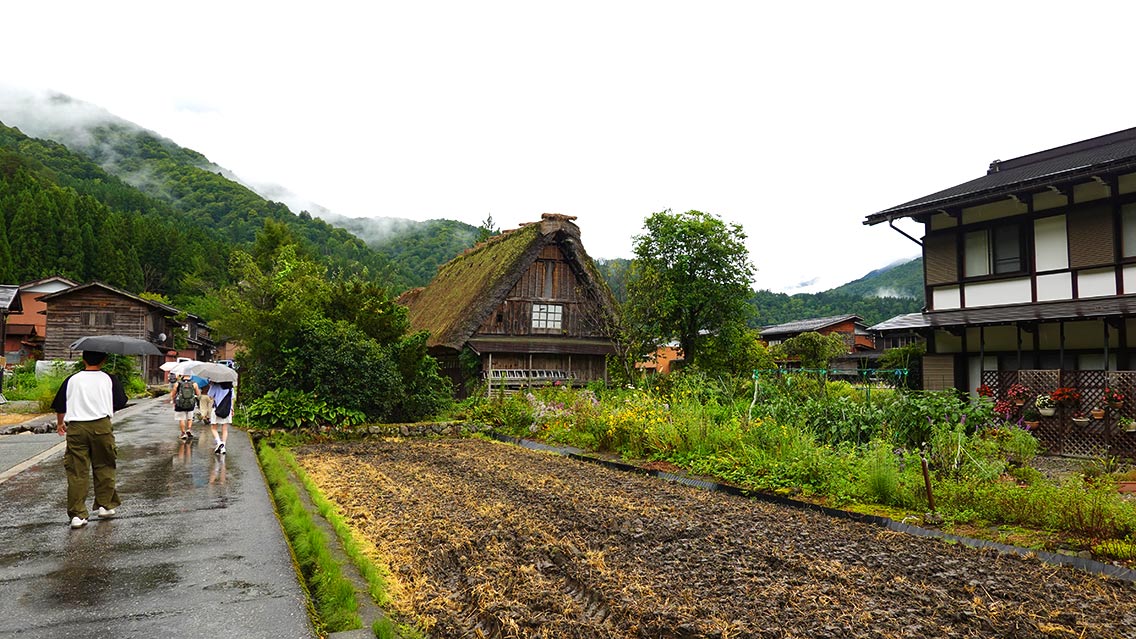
[81,311,114,328]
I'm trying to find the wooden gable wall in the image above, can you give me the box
[474,244,609,339]
[43,290,159,360]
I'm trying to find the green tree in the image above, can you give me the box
[625,210,754,372]
[775,331,847,369]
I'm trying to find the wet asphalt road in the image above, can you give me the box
[0,398,316,639]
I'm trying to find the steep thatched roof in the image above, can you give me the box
[400,214,617,350]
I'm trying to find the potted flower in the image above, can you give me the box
[976,383,994,398]
[1051,386,1081,407]
[1103,387,1125,409]
[993,399,1015,419]
[1071,410,1091,426]
[1120,416,1136,433]
[1006,383,1031,405]
[1091,406,1106,420]
[1035,394,1057,417]
[1022,406,1041,429]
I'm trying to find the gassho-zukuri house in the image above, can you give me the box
[866,127,1136,392]
[398,214,619,395]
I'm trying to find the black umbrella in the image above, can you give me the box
[70,334,165,356]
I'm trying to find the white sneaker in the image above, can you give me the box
[219,443,226,455]
[96,506,116,518]
[70,516,88,529]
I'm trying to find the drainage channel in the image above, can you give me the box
[488,433,1136,584]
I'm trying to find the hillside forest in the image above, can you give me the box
[0,115,922,331]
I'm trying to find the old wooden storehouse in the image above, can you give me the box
[399,214,619,394]
[40,281,182,384]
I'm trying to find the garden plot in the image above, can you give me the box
[296,438,1136,638]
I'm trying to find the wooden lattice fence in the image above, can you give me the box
[981,370,1136,458]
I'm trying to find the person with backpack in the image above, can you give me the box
[207,380,235,455]
[167,374,200,440]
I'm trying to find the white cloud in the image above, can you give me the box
[2,2,1134,292]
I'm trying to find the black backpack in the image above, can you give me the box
[174,381,197,411]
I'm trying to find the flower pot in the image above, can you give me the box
[1107,401,1124,410]
[1118,481,1136,494]
[1023,420,1040,429]
[1039,408,1056,417]
[1013,399,1025,406]
[1072,417,1091,426]
[1091,409,1106,420]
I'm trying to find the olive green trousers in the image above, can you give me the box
[63,417,120,520]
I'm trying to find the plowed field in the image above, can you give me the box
[295,438,1136,638]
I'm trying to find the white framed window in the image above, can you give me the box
[532,304,562,332]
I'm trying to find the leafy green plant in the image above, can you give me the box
[245,389,366,431]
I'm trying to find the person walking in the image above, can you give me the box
[168,374,200,440]
[208,381,235,455]
[197,380,213,433]
[52,350,129,529]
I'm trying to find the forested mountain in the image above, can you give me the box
[0,113,463,314]
[595,256,924,328]
[827,257,923,299]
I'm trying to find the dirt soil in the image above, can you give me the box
[296,438,1136,639]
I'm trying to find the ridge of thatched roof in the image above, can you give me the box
[403,214,616,350]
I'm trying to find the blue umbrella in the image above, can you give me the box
[189,375,210,389]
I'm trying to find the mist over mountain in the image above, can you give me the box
[1,87,924,324]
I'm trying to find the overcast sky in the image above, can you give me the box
[4,2,1136,293]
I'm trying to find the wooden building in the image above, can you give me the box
[760,314,876,352]
[399,214,618,394]
[864,127,1136,457]
[1,276,78,363]
[40,281,183,384]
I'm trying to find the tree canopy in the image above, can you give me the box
[625,209,754,370]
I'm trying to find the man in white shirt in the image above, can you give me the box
[52,351,129,529]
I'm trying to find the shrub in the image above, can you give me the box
[245,389,366,432]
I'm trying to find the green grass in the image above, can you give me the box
[258,441,362,634]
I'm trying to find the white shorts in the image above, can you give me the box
[211,409,233,425]
[174,410,194,421]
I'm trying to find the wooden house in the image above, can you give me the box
[760,314,876,352]
[1,276,78,363]
[399,214,619,394]
[40,281,183,384]
[864,127,1136,457]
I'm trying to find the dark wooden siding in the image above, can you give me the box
[923,355,955,391]
[43,291,151,360]
[1068,204,1114,268]
[483,353,607,382]
[924,233,958,285]
[475,245,609,339]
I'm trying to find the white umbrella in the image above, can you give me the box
[159,361,181,372]
[169,360,203,376]
[185,361,239,384]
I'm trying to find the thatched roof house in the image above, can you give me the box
[399,214,618,393]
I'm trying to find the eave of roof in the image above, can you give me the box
[39,281,179,315]
[0,285,22,312]
[864,127,1136,225]
[466,336,616,356]
[872,297,1136,331]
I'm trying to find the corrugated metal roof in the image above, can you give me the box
[867,312,927,332]
[865,127,1136,224]
[760,314,862,338]
[869,298,1136,332]
[0,285,22,312]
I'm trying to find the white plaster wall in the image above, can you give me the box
[1124,265,1136,293]
[1032,190,1068,212]
[961,199,1027,224]
[934,330,962,353]
[1037,272,1073,301]
[965,278,1032,307]
[932,286,961,310]
[1033,215,1068,271]
[1120,172,1136,195]
[929,213,957,231]
[1073,181,1110,203]
[1077,268,1117,298]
